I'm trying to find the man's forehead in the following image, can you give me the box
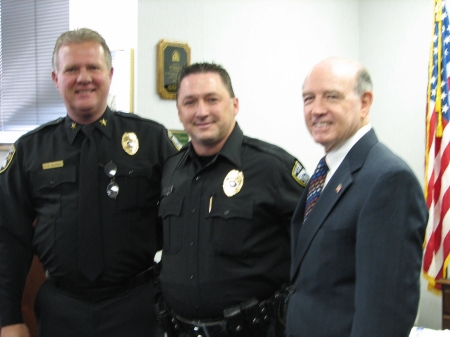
[303,66,356,93]
[180,73,226,94]
[181,72,221,85]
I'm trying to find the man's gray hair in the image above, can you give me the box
[354,68,373,96]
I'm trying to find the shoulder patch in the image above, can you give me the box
[292,160,309,186]
[0,145,16,174]
[167,130,183,151]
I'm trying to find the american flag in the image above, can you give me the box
[424,0,450,291]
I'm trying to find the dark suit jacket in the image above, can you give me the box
[286,129,428,337]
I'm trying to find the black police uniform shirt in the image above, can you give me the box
[158,123,309,319]
[0,107,178,326]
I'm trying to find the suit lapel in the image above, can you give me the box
[290,129,379,282]
[290,161,353,281]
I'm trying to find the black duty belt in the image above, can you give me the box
[155,285,293,337]
[47,267,154,302]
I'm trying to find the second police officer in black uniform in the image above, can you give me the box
[156,62,309,337]
[0,28,178,337]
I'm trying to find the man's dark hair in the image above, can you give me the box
[52,28,112,71]
[176,62,235,100]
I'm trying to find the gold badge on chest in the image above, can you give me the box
[122,132,139,155]
[223,170,244,197]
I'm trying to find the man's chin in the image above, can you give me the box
[68,107,103,123]
[191,134,220,146]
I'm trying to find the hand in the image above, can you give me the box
[0,324,30,337]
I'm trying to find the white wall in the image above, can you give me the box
[0,0,435,329]
[69,0,137,51]
[359,0,432,180]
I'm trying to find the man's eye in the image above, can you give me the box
[303,97,313,104]
[184,101,194,106]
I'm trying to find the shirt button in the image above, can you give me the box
[224,210,230,215]
[190,241,195,246]
[190,275,194,279]
[49,180,55,185]
[195,176,200,181]
[191,208,196,213]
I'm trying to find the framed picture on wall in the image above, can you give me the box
[157,40,190,100]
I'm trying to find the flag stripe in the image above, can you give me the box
[423,0,450,291]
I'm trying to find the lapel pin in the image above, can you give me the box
[336,184,342,193]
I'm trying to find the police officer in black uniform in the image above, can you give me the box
[156,62,309,337]
[0,28,177,337]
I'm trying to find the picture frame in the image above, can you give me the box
[157,40,190,100]
[168,130,190,150]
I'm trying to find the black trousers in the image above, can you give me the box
[35,280,164,337]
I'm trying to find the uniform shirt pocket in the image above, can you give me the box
[158,194,184,255]
[113,162,157,211]
[206,196,253,257]
[31,166,77,218]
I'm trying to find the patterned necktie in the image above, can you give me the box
[78,124,104,281]
[304,156,329,221]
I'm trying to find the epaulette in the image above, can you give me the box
[113,111,143,120]
[243,136,294,165]
[243,136,309,186]
[112,110,171,128]
[19,116,65,139]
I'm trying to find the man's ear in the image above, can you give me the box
[109,67,114,82]
[360,91,373,119]
[51,71,58,89]
[233,97,239,117]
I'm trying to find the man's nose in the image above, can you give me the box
[77,69,92,83]
[311,99,326,115]
[195,100,208,117]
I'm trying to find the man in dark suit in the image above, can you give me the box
[286,57,428,337]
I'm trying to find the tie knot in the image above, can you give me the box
[81,124,96,138]
[317,156,328,172]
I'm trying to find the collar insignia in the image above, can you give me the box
[99,118,107,126]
